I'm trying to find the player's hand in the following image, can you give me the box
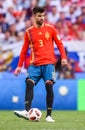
[14,67,21,76]
[61,59,68,66]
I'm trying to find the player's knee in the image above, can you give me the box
[45,80,54,97]
[26,78,35,87]
[45,80,53,87]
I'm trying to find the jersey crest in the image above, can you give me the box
[45,32,50,40]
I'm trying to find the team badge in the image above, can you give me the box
[45,32,50,40]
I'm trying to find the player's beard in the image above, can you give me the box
[36,19,44,26]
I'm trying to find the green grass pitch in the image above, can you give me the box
[0,110,85,130]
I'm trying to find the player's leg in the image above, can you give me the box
[25,65,41,111]
[42,64,56,122]
[45,80,54,117]
[25,78,35,111]
[45,80,55,122]
[14,65,41,120]
[14,78,35,120]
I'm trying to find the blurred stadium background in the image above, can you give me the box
[0,0,85,111]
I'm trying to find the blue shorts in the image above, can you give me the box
[27,64,56,85]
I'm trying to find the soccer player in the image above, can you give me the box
[14,6,67,122]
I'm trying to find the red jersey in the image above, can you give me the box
[18,23,67,67]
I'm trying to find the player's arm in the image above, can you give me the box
[14,31,29,76]
[52,27,67,66]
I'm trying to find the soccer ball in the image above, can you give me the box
[28,108,42,122]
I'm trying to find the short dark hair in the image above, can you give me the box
[32,6,45,15]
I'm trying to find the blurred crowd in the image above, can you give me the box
[0,0,85,45]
